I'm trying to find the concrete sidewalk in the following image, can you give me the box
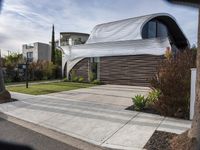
[0,85,192,150]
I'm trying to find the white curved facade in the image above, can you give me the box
[61,13,188,78]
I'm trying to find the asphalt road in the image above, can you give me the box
[0,118,79,150]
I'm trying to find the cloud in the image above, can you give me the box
[0,0,198,53]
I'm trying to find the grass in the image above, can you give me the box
[7,82,95,95]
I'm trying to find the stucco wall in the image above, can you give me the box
[22,42,51,62]
[38,43,51,61]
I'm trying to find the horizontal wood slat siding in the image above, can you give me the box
[100,55,163,87]
[70,58,89,82]
[71,55,162,87]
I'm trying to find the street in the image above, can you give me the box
[0,118,78,150]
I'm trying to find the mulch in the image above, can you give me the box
[125,105,160,115]
[144,130,177,150]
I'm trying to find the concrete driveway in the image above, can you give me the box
[46,84,150,108]
[0,85,191,150]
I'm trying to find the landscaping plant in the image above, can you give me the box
[78,76,84,82]
[29,60,57,80]
[132,95,147,111]
[147,89,161,105]
[70,70,79,82]
[150,49,196,119]
[92,79,101,85]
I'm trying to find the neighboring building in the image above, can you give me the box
[61,13,189,86]
[60,32,89,46]
[49,40,59,47]
[22,42,51,62]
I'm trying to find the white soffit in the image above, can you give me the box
[66,38,170,60]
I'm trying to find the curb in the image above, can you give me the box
[0,113,114,150]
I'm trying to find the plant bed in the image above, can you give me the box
[144,130,177,150]
[125,105,160,115]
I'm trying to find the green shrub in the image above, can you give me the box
[132,95,147,111]
[147,89,161,105]
[72,76,79,82]
[63,77,69,82]
[89,71,94,82]
[28,60,57,81]
[70,70,78,82]
[78,76,84,83]
[92,79,101,85]
[4,78,12,83]
[150,49,196,119]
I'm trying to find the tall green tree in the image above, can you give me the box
[51,24,56,64]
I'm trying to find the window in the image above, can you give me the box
[148,21,157,38]
[142,20,168,39]
[157,22,168,38]
[90,57,100,81]
[27,52,33,62]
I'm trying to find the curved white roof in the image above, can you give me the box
[61,13,189,76]
[86,13,176,44]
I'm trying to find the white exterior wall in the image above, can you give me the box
[38,43,51,61]
[22,42,51,62]
[22,44,38,62]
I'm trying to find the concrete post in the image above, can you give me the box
[190,68,197,120]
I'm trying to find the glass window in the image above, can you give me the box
[148,21,157,38]
[142,20,168,39]
[142,24,148,39]
[90,57,100,81]
[27,52,33,58]
[27,52,33,62]
[157,22,168,38]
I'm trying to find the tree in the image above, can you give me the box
[0,2,11,102]
[55,48,62,66]
[51,24,56,64]
[0,50,11,102]
[167,1,200,149]
[4,53,23,69]
[0,49,5,92]
[188,7,200,149]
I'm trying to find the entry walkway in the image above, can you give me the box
[0,85,191,150]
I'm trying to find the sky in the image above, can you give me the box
[0,0,199,56]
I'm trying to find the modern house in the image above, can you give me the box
[61,13,189,86]
[60,32,89,46]
[22,42,51,62]
[49,40,59,47]
[60,32,89,76]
